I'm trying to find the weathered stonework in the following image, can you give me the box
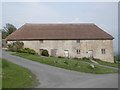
[7,40,114,63]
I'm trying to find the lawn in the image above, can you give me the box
[94,58,119,68]
[12,53,118,74]
[72,58,93,63]
[2,58,38,88]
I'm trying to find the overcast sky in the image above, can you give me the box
[2,2,118,54]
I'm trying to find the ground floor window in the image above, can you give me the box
[76,50,80,54]
[101,49,106,54]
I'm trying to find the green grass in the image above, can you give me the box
[12,53,118,74]
[94,58,119,68]
[73,58,93,63]
[2,58,38,88]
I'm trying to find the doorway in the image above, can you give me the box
[51,49,57,57]
[88,50,93,59]
[64,50,69,58]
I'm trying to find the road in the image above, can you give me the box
[2,50,118,88]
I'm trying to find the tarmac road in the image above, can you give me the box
[2,50,118,88]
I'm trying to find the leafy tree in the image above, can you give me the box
[2,23,17,39]
[2,30,8,39]
[8,41,24,51]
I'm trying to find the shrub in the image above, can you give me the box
[114,56,120,63]
[73,57,79,60]
[17,48,36,55]
[8,41,24,51]
[58,56,64,58]
[41,49,49,56]
[82,57,90,60]
[93,58,101,61]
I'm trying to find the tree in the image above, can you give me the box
[2,30,8,39]
[2,23,17,39]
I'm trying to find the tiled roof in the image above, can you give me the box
[6,23,114,40]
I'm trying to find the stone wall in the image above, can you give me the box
[7,40,114,62]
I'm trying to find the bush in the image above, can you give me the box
[93,58,101,61]
[41,49,49,56]
[73,57,79,60]
[58,56,64,58]
[17,48,36,55]
[82,57,90,60]
[114,56,120,63]
[8,41,24,51]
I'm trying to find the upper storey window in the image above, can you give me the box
[39,40,43,43]
[76,40,80,43]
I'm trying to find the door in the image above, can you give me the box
[51,49,57,57]
[64,50,69,58]
[88,50,93,59]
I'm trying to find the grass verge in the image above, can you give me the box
[2,58,38,88]
[94,58,119,68]
[12,53,118,74]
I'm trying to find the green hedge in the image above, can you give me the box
[17,48,36,55]
[82,57,90,60]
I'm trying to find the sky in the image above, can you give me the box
[1,2,118,54]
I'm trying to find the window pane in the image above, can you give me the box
[76,40,80,43]
[101,49,105,54]
[79,50,80,54]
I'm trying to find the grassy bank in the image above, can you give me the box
[2,58,38,88]
[94,58,119,68]
[12,53,118,74]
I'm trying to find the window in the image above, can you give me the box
[101,49,106,54]
[76,50,80,54]
[39,40,43,43]
[76,40,80,43]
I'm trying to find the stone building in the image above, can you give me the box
[6,23,114,62]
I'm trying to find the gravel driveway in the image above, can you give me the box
[2,50,118,88]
